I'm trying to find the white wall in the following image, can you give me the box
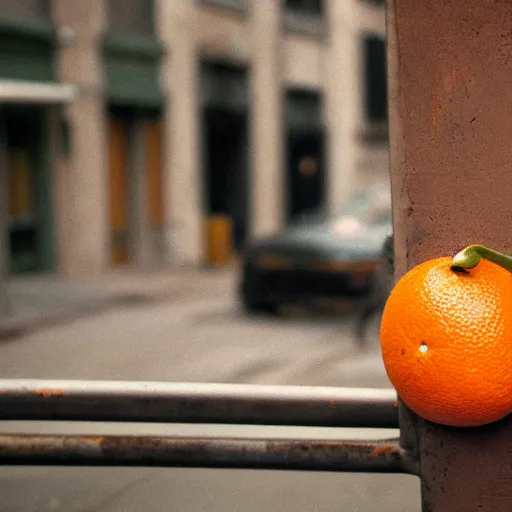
[53,0,109,275]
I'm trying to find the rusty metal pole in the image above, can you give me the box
[0,107,10,317]
[387,1,512,510]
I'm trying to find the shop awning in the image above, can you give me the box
[0,80,77,104]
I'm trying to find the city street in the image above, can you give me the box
[0,270,420,511]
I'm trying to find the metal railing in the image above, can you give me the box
[0,380,399,427]
[0,379,415,474]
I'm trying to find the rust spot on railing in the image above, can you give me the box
[32,389,65,398]
[371,444,396,456]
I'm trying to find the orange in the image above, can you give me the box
[380,256,512,427]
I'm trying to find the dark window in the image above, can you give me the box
[199,0,247,11]
[106,0,154,36]
[285,89,323,129]
[0,0,50,19]
[200,61,249,111]
[363,35,388,122]
[285,0,323,15]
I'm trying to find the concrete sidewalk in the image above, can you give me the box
[0,265,236,340]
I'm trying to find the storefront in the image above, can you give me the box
[102,2,166,268]
[0,9,75,273]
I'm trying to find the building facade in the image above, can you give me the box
[0,0,388,275]
[0,0,75,275]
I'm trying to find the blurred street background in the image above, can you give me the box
[0,0,415,510]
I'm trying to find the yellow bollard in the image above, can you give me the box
[204,215,233,266]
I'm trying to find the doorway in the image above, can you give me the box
[284,89,326,222]
[5,105,53,273]
[286,128,325,221]
[200,61,249,261]
[107,107,165,267]
[108,113,130,266]
[203,106,248,252]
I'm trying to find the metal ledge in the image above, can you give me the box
[0,380,399,428]
[0,80,77,104]
[0,434,415,474]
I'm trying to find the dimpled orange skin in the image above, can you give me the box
[380,257,512,427]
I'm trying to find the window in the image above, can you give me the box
[283,0,324,36]
[0,0,50,19]
[363,35,388,123]
[285,89,323,130]
[107,0,154,36]
[285,0,323,15]
[200,61,249,111]
[199,0,247,12]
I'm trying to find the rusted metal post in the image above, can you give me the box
[387,1,512,510]
[0,108,10,317]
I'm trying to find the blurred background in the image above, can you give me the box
[1,0,388,276]
[0,1,420,511]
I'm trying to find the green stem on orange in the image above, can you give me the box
[451,245,512,271]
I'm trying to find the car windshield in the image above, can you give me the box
[324,190,391,236]
[336,188,391,225]
[292,187,391,228]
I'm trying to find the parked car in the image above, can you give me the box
[239,185,392,313]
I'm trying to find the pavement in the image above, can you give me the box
[0,264,235,340]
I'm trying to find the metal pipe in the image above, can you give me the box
[0,108,10,317]
[0,380,398,428]
[0,434,415,474]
